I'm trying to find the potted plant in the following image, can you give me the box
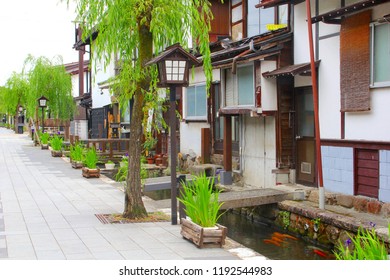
[120,153,128,168]
[143,138,157,164]
[40,132,50,149]
[178,173,227,248]
[105,160,115,170]
[70,142,84,169]
[82,147,100,178]
[50,135,63,157]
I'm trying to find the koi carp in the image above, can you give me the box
[263,239,281,247]
[313,249,328,258]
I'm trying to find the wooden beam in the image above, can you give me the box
[223,115,232,172]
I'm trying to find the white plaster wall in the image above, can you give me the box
[293,2,312,64]
[261,60,277,111]
[70,120,88,140]
[92,59,114,108]
[71,75,79,98]
[180,67,220,157]
[241,115,276,188]
[318,35,341,139]
[345,88,390,141]
[344,3,390,142]
[180,122,210,156]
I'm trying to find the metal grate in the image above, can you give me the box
[95,214,110,224]
[300,162,312,174]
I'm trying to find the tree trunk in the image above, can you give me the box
[123,10,153,219]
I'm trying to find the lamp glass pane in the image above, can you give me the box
[40,100,46,107]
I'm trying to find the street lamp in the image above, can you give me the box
[17,105,24,134]
[146,43,200,225]
[37,96,49,134]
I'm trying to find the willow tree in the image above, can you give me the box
[2,72,29,130]
[69,0,214,219]
[23,55,74,122]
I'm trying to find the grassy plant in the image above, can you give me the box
[279,211,291,229]
[70,142,84,162]
[50,135,63,151]
[115,160,128,182]
[334,226,388,260]
[83,147,99,169]
[178,173,224,227]
[115,158,147,183]
[40,132,50,144]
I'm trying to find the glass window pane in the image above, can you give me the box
[238,65,254,105]
[278,4,288,25]
[187,86,196,117]
[247,0,260,37]
[186,85,206,118]
[232,22,243,41]
[232,0,242,6]
[260,7,275,34]
[196,85,207,117]
[374,24,390,83]
[232,5,243,23]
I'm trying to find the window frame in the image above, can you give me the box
[370,22,390,88]
[184,83,208,121]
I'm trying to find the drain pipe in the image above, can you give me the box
[306,0,325,209]
[231,48,253,74]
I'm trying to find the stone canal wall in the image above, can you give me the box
[232,189,390,252]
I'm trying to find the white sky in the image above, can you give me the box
[0,0,79,85]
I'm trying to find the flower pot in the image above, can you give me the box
[105,163,115,170]
[147,157,154,164]
[180,218,227,248]
[82,167,100,178]
[71,160,83,169]
[41,144,49,150]
[51,150,63,157]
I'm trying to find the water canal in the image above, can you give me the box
[218,211,334,260]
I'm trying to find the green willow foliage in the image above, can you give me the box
[24,55,74,121]
[69,0,213,100]
[1,72,29,117]
[66,0,214,218]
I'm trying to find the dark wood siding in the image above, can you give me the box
[355,149,379,198]
[209,0,230,42]
[277,76,294,168]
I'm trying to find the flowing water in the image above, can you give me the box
[141,188,335,260]
[218,212,335,260]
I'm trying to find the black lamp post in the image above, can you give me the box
[146,43,200,225]
[37,96,49,134]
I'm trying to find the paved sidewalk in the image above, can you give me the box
[0,128,246,260]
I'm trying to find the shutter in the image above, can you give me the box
[340,10,371,112]
[225,69,234,107]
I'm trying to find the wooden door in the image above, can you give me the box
[355,149,379,198]
[295,87,316,185]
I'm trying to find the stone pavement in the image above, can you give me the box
[0,128,254,260]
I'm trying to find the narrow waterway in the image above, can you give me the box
[218,212,334,260]
[141,187,335,259]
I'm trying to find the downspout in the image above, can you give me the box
[306,0,325,209]
[231,48,253,74]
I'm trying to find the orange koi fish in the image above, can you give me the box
[263,239,281,247]
[313,249,327,258]
[272,232,285,238]
[282,233,298,240]
[271,236,285,243]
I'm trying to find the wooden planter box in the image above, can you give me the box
[180,218,227,248]
[82,167,100,178]
[51,150,63,157]
[71,161,83,169]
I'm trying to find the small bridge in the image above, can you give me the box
[143,176,305,209]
